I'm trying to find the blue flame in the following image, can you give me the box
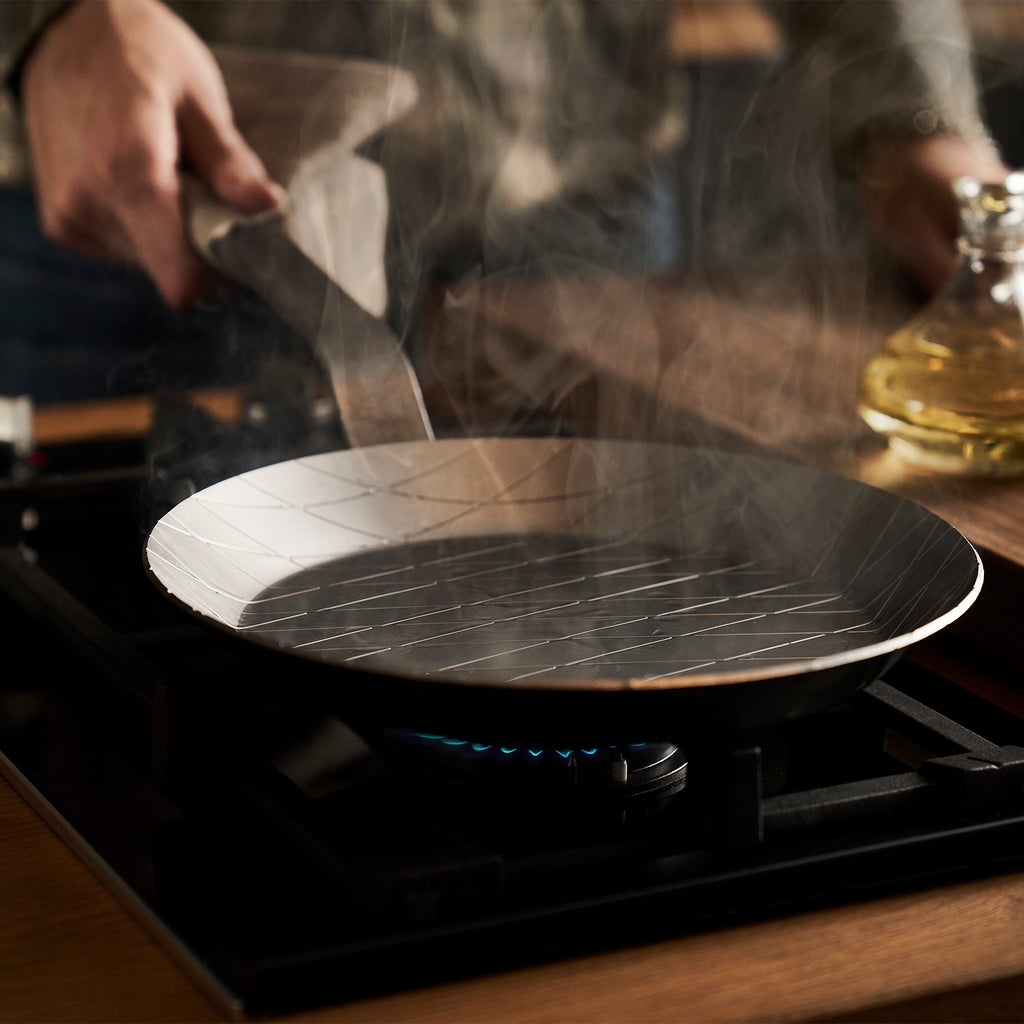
[403,730,645,760]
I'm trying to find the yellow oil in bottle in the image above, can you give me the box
[858,175,1024,475]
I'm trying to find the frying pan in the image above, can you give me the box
[145,59,983,746]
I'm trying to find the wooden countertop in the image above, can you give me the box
[9,262,1024,1021]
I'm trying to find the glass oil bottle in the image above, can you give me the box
[858,173,1024,474]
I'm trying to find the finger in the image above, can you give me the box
[179,93,285,213]
[905,223,958,295]
[104,101,218,307]
[121,194,217,309]
[35,166,214,306]
[885,208,957,295]
[41,198,137,266]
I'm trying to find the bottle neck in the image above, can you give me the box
[955,176,1024,264]
[956,234,1024,264]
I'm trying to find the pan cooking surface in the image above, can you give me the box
[240,533,883,681]
[145,439,982,691]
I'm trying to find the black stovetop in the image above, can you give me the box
[3,432,1024,1019]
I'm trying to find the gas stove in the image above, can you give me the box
[3,405,1024,1019]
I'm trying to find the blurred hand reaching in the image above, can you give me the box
[857,133,1010,295]
[20,0,284,308]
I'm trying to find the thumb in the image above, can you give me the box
[179,95,285,213]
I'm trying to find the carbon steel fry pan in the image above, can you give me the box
[147,58,982,745]
[146,437,982,744]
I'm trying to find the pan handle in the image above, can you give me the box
[185,179,435,447]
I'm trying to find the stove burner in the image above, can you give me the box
[378,728,688,801]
